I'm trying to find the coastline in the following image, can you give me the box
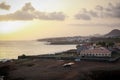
[0,38,120,80]
[0,41,76,59]
[1,48,120,80]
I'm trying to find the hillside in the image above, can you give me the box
[37,29,120,44]
[1,59,120,80]
[105,29,120,37]
[37,36,86,45]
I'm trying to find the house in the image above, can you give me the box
[79,47,111,57]
[114,43,120,49]
[76,44,91,54]
[76,44,111,57]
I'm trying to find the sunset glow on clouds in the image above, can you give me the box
[0,0,120,40]
[75,3,120,20]
[0,2,10,10]
[0,2,66,21]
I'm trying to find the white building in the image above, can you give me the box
[80,47,111,57]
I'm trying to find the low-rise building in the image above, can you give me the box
[80,47,111,57]
[76,43,92,54]
[114,43,120,49]
[76,44,112,57]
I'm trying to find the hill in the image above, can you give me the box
[105,29,120,37]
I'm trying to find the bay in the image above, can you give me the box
[0,41,76,59]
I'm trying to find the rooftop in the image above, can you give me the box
[81,47,111,54]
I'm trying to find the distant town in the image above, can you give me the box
[38,29,120,45]
[18,29,120,61]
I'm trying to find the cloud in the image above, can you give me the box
[22,2,35,11]
[0,2,10,10]
[103,3,120,18]
[74,8,98,20]
[75,2,120,20]
[89,10,98,17]
[95,5,103,11]
[75,13,91,20]
[75,8,91,20]
[35,11,65,20]
[0,2,66,21]
[69,23,120,27]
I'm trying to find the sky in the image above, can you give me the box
[0,0,120,40]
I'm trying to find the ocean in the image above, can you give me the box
[0,41,76,59]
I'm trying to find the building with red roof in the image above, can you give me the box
[80,47,111,57]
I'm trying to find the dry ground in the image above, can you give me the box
[0,59,120,80]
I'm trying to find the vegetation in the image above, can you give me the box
[112,52,120,58]
[96,41,115,47]
[91,37,120,43]
[21,54,26,57]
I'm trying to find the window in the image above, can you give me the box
[109,54,111,57]
[88,53,90,56]
[89,54,91,56]
[102,54,104,56]
[99,54,100,56]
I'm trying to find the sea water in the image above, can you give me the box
[0,41,76,59]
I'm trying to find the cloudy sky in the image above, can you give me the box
[0,0,120,40]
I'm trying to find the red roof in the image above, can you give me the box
[80,47,111,54]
